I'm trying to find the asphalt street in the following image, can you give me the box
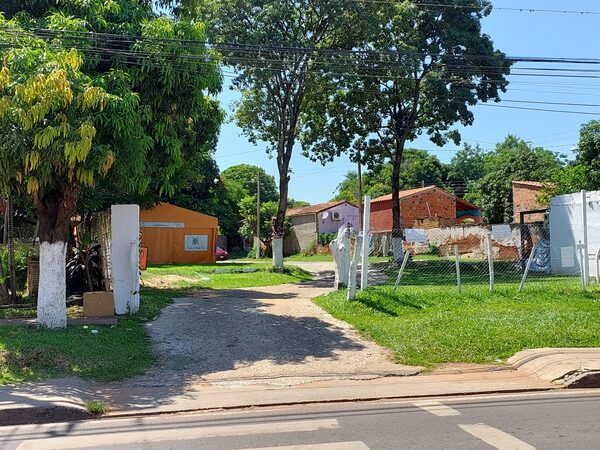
[1,390,599,450]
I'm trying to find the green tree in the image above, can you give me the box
[238,197,290,257]
[576,120,600,189]
[0,18,147,327]
[192,0,368,267]
[288,198,310,209]
[446,143,486,197]
[221,164,278,203]
[303,1,511,261]
[467,135,562,224]
[331,171,360,204]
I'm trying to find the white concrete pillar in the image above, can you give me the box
[111,205,140,314]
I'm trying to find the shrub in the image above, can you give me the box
[318,233,337,246]
[0,244,31,292]
[301,240,318,257]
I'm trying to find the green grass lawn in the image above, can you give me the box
[142,262,312,289]
[1,263,313,385]
[0,287,172,384]
[315,258,599,368]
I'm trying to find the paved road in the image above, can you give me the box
[2,390,599,449]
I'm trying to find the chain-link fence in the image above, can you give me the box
[365,221,595,295]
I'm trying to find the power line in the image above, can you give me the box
[477,103,600,115]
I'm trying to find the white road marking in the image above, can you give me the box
[16,418,339,450]
[459,424,536,450]
[239,442,370,450]
[412,401,461,416]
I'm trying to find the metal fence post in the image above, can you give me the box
[360,196,371,291]
[454,244,461,294]
[393,250,411,291]
[582,190,590,287]
[519,243,538,293]
[486,231,494,292]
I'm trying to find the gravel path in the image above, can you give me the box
[127,262,419,388]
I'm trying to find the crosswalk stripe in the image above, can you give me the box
[459,424,536,450]
[239,442,370,450]
[16,418,340,450]
[412,401,461,416]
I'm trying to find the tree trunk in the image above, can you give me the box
[391,140,405,263]
[6,195,17,303]
[34,185,79,329]
[0,200,8,305]
[272,144,291,269]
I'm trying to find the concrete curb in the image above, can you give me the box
[104,386,558,420]
[508,348,600,388]
[0,403,92,426]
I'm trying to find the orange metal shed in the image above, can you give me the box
[140,203,218,265]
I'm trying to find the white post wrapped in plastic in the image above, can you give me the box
[330,223,356,289]
[111,205,140,314]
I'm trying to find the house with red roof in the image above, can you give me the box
[370,185,482,232]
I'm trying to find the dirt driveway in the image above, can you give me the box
[129,262,419,389]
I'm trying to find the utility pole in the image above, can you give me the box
[357,150,363,230]
[256,173,261,259]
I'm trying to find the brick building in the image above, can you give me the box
[512,181,548,223]
[370,186,482,232]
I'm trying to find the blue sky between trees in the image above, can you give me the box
[213,0,600,204]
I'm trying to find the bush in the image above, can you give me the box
[0,244,31,292]
[301,240,318,257]
[318,233,337,247]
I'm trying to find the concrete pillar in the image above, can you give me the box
[111,205,140,314]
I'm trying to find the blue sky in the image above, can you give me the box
[213,1,600,204]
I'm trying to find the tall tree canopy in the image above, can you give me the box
[221,164,278,203]
[0,17,145,327]
[446,143,486,197]
[467,135,562,224]
[0,1,224,326]
[332,149,446,203]
[186,0,369,267]
[303,0,511,260]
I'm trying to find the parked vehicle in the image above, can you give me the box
[216,247,229,261]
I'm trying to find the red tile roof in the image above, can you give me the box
[371,186,438,203]
[287,200,355,217]
[512,180,545,188]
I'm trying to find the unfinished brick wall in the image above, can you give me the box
[370,188,457,232]
[512,181,547,223]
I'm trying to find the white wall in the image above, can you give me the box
[549,191,600,278]
[111,205,140,314]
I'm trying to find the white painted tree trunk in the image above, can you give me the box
[272,238,284,269]
[392,237,404,264]
[37,241,67,329]
[347,235,362,300]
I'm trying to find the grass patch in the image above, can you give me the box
[0,261,314,385]
[315,261,599,368]
[0,286,177,385]
[142,263,312,289]
[85,400,109,415]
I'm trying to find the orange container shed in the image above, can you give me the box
[140,203,218,265]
